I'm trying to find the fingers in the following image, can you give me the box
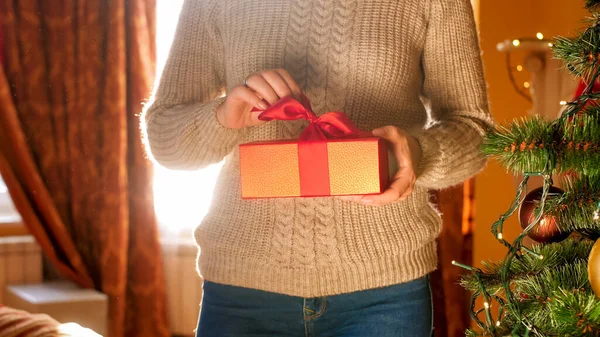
[338,195,363,203]
[228,85,268,127]
[274,68,302,100]
[262,70,294,100]
[245,74,280,105]
[231,85,268,111]
[361,168,415,206]
[372,125,398,139]
[373,126,413,172]
[343,125,417,207]
[246,69,297,105]
[338,168,415,207]
[227,68,302,129]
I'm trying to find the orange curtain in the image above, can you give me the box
[0,1,169,337]
[431,179,476,337]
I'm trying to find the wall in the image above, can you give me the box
[476,0,587,268]
[472,0,588,326]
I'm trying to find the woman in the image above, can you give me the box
[143,0,493,336]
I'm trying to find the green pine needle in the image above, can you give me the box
[545,173,600,234]
[552,15,600,78]
[482,117,554,174]
[516,261,591,301]
[506,262,597,336]
[461,238,594,292]
[560,110,600,175]
[466,2,600,336]
[548,289,600,335]
[483,111,600,175]
[465,329,480,337]
[587,0,600,10]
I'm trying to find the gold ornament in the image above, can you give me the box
[588,238,600,298]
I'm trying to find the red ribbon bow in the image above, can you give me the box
[253,95,370,197]
[257,95,368,141]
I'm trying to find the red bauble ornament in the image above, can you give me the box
[518,186,571,243]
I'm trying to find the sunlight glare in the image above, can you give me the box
[153,163,223,234]
[157,0,185,76]
[153,0,222,234]
[0,179,7,194]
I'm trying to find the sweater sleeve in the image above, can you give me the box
[142,0,243,170]
[412,0,494,189]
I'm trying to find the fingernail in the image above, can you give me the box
[258,101,268,110]
[362,198,373,204]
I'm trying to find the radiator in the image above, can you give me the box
[0,235,202,336]
[0,235,43,303]
[161,238,203,337]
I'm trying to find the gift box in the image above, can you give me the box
[239,96,389,199]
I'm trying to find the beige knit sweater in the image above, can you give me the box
[143,0,493,297]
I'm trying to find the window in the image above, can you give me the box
[0,176,19,220]
[154,0,222,235]
[0,175,26,236]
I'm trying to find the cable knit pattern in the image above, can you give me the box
[143,0,493,297]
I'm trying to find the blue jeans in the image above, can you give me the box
[196,276,433,337]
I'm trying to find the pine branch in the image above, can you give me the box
[545,173,600,235]
[560,110,600,176]
[547,289,600,335]
[461,238,593,292]
[553,15,600,79]
[587,0,600,10]
[466,287,600,336]
[466,2,600,336]
[516,261,590,302]
[508,263,598,336]
[465,329,480,337]
[483,111,600,175]
[482,117,554,174]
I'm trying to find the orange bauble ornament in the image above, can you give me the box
[589,239,600,298]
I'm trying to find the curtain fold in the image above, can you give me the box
[0,1,169,336]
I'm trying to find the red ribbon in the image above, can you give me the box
[256,96,369,196]
[257,95,365,140]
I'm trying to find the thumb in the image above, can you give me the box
[372,126,398,140]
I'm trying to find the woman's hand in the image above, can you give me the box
[340,126,422,206]
[216,68,302,129]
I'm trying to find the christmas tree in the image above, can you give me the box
[458,1,600,336]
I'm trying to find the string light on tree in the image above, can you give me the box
[452,260,474,271]
[456,3,600,333]
[516,65,523,72]
[523,246,545,260]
